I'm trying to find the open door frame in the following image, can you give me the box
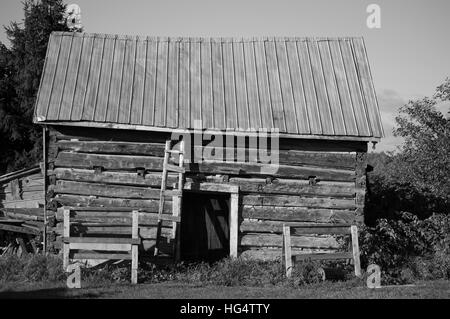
[180,182,239,258]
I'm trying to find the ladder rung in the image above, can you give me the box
[162,190,182,197]
[166,149,182,155]
[166,164,185,173]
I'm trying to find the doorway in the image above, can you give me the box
[180,192,230,262]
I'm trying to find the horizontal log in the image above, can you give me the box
[1,199,43,208]
[229,178,355,197]
[0,208,44,216]
[57,140,166,157]
[240,220,344,234]
[57,140,356,169]
[52,126,171,143]
[0,223,41,235]
[51,126,367,153]
[201,147,356,169]
[52,168,177,187]
[189,161,355,181]
[242,194,356,209]
[54,195,171,212]
[54,180,162,199]
[240,233,340,249]
[242,206,357,223]
[55,152,164,171]
[55,210,178,223]
[55,152,355,181]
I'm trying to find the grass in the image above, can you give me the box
[0,254,448,299]
[0,279,448,299]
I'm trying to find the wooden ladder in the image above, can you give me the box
[154,140,185,260]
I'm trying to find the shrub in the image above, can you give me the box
[359,212,449,284]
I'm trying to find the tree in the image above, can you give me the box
[393,81,450,199]
[365,78,450,224]
[0,0,70,174]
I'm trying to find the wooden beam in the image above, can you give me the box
[350,225,362,278]
[131,210,138,284]
[230,193,239,258]
[184,182,239,194]
[63,208,70,270]
[283,225,292,277]
[0,223,40,235]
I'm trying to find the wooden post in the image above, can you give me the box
[63,208,70,270]
[229,193,239,258]
[131,210,139,284]
[283,225,292,277]
[350,225,362,278]
[43,127,47,253]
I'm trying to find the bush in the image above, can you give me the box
[359,212,449,284]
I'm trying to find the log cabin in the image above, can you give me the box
[33,32,383,261]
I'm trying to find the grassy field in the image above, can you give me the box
[0,279,448,299]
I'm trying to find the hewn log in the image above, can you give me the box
[56,139,356,169]
[242,206,357,223]
[55,152,164,171]
[240,220,346,234]
[54,180,162,199]
[57,140,166,157]
[242,194,356,209]
[189,161,355,181]
[240,233,341,248]
[229,178,355,197]
[52,168,177,187]
[55,152,355,181]
[53,194,171,212]
[55,210,176,223]
[0,208,44,216]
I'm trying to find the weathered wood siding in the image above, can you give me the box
[46,126,367,259]
[0,170,44,209]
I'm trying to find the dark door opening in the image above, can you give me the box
[180,192,230,262]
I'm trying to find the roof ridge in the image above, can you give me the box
[51,31,364,42]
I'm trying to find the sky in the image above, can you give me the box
[1,0,449,152]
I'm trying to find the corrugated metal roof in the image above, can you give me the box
[34,32,383,140]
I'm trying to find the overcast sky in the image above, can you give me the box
[1,0,449,152]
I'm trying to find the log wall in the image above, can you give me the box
[0,169,44,209]
[46,126,367,259]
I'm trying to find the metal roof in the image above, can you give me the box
[34,32,383,140]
